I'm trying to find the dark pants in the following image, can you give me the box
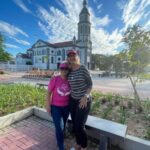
[69,97,91,148]
[51,105,69,150]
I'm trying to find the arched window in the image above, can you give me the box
[57,50,61,55]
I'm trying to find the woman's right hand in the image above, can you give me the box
[46,106,51,113]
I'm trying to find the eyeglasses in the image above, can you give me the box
[60,68,69,71]
[68,54,77,57]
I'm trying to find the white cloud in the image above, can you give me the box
[91,28,122,55]
[55,0,65,8]
[38,6,78,43]
[92,14,111,28]
[97,4,102,10]
[117,0,126,10]
[37,0,121,55]
[13,0,32,13]
[122,0,150,30]
[144,20,150,30]
[8,36,30,46]
[5,43,20,49]
[0,21,29,37]
[93,0,98,3]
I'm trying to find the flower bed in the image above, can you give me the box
[0,84,150,140]
[91,91,150,140]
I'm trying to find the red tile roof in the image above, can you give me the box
[53,41,73,47]
[32,39,81,49]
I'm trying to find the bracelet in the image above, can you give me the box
[84,94,90,98]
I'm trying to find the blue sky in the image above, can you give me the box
[0,0,150,57]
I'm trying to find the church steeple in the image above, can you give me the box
[77,0,92,69]
[80,0,90,16]
[78,0,91,42]
[83,0,87,7]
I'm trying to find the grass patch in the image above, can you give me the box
[139,74,150,80]
[0,83,46,116]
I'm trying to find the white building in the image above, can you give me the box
[22,0,92,70]
[16,53,32,65]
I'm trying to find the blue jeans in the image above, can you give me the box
[51,105,69,150]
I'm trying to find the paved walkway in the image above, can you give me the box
[0,116,99,150]
[0,117,57,150]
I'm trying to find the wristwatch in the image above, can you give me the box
[84,94,90,98]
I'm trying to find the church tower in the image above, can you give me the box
[77,0,92,69]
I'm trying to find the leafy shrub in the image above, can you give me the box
[0,84,46,116]
[146,128,150,140]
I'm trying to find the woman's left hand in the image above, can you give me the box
[79,96,87,109]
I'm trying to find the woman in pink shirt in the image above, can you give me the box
[46,61,71,150]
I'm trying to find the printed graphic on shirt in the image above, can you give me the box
[57,83,71,96]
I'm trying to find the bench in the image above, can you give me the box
[68,115,127,150]
[36,83,48,88]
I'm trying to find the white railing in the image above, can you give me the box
[0,64,33,72]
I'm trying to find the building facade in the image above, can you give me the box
[16,53,32,65]
[20,0,92,70]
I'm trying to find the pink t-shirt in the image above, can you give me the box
[48,75,71,106]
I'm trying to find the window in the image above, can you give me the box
[35,57,38,63]
[81,26,82,33]
[85,26,87,33]
[42,50,44,55]
[57,50,61,55]
[51,57,54,63]
[42,57,44,63]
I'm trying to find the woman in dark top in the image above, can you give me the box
[67,49,93,150]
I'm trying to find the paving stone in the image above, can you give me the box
[0,116,99,150]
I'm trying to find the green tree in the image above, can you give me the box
[112,54,123,77]
[91,54,113,71]
[122,25,150,112]
[123,25,150,74]
[0,33,11,62]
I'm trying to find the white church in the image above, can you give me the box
[17,0,92,70]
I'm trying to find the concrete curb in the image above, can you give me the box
[123,135,150,150]
[32,107,150,150]
[0,107,33,129]
[0,106,150,150]
[33,106,53,122]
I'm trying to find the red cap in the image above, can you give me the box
[59,61,69,69]
[67,49,78,56]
